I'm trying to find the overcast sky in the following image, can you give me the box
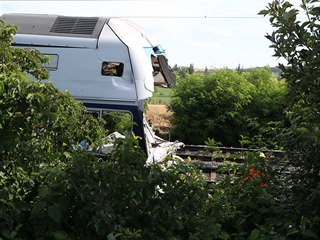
[0,0,299,69]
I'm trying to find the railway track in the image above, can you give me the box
[92,143,288,183]
[176,144,286,182]
[176,144,285,161]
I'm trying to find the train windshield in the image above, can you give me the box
[144,45,176,87]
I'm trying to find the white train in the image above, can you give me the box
[1,13,180,162]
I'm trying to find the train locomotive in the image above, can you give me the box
[1,13,179,162]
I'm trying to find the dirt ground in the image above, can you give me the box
[145,104,172,134]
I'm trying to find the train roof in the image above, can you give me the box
[1,13,108,39]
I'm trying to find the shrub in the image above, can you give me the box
[170,68,287,147]
[0,19,105,239]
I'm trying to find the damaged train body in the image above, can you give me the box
[1,13,179,163]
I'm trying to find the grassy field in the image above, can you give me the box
[146,87,174,138]
[145,104,172,135]
[149,86,173,105]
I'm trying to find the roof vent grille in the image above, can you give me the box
[50,16,99,35]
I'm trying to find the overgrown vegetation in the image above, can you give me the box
[1,0,320,237]
[260,0,320,235]
[0,23,286,238]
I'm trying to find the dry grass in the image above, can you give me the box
[145,104,172,134]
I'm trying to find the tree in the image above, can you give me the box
[260,1,320,236]
[188,63,195,74]
[242,67,288,148]
[204,66,209,75]
[170,68,287,147]
[172,63,178,71]
[170,70,253,145]
[259,0,320,112]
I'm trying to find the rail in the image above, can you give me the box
[91,144,289,183]
[176,144,285,161]
[176,144,287,182]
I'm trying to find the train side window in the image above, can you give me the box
[43,54,59,71]
[101,62,124,77]
[101,110,133,134]
[87,110,100,118]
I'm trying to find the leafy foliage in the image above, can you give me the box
[242,68,288,149]
[1,17,319,240]
[259,0,320,152]
[0,19,105,239]
[170,68,287,147]
[0,20,48,80]
[259,0,320,112]
[0,23,100,158]
[170,70,252,145]
[260,0,320,237]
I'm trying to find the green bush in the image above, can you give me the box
[242,68,288,149]
[170,68,287,147]
[0,19,105,239]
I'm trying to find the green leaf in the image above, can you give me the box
[302,229,319,239]
[0,81,4,95]
[219,231,230,240]
[248,228,260,240]
[31,201,46,215]
[47,205,62,224]
[300,215,307,229]
[26,93,34,100]
[286,228,300,237]
[52,230,70,240]
[284,9,298,22]
[63,151,72,159]
[39,186,51,198]
[258,9,268,16]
